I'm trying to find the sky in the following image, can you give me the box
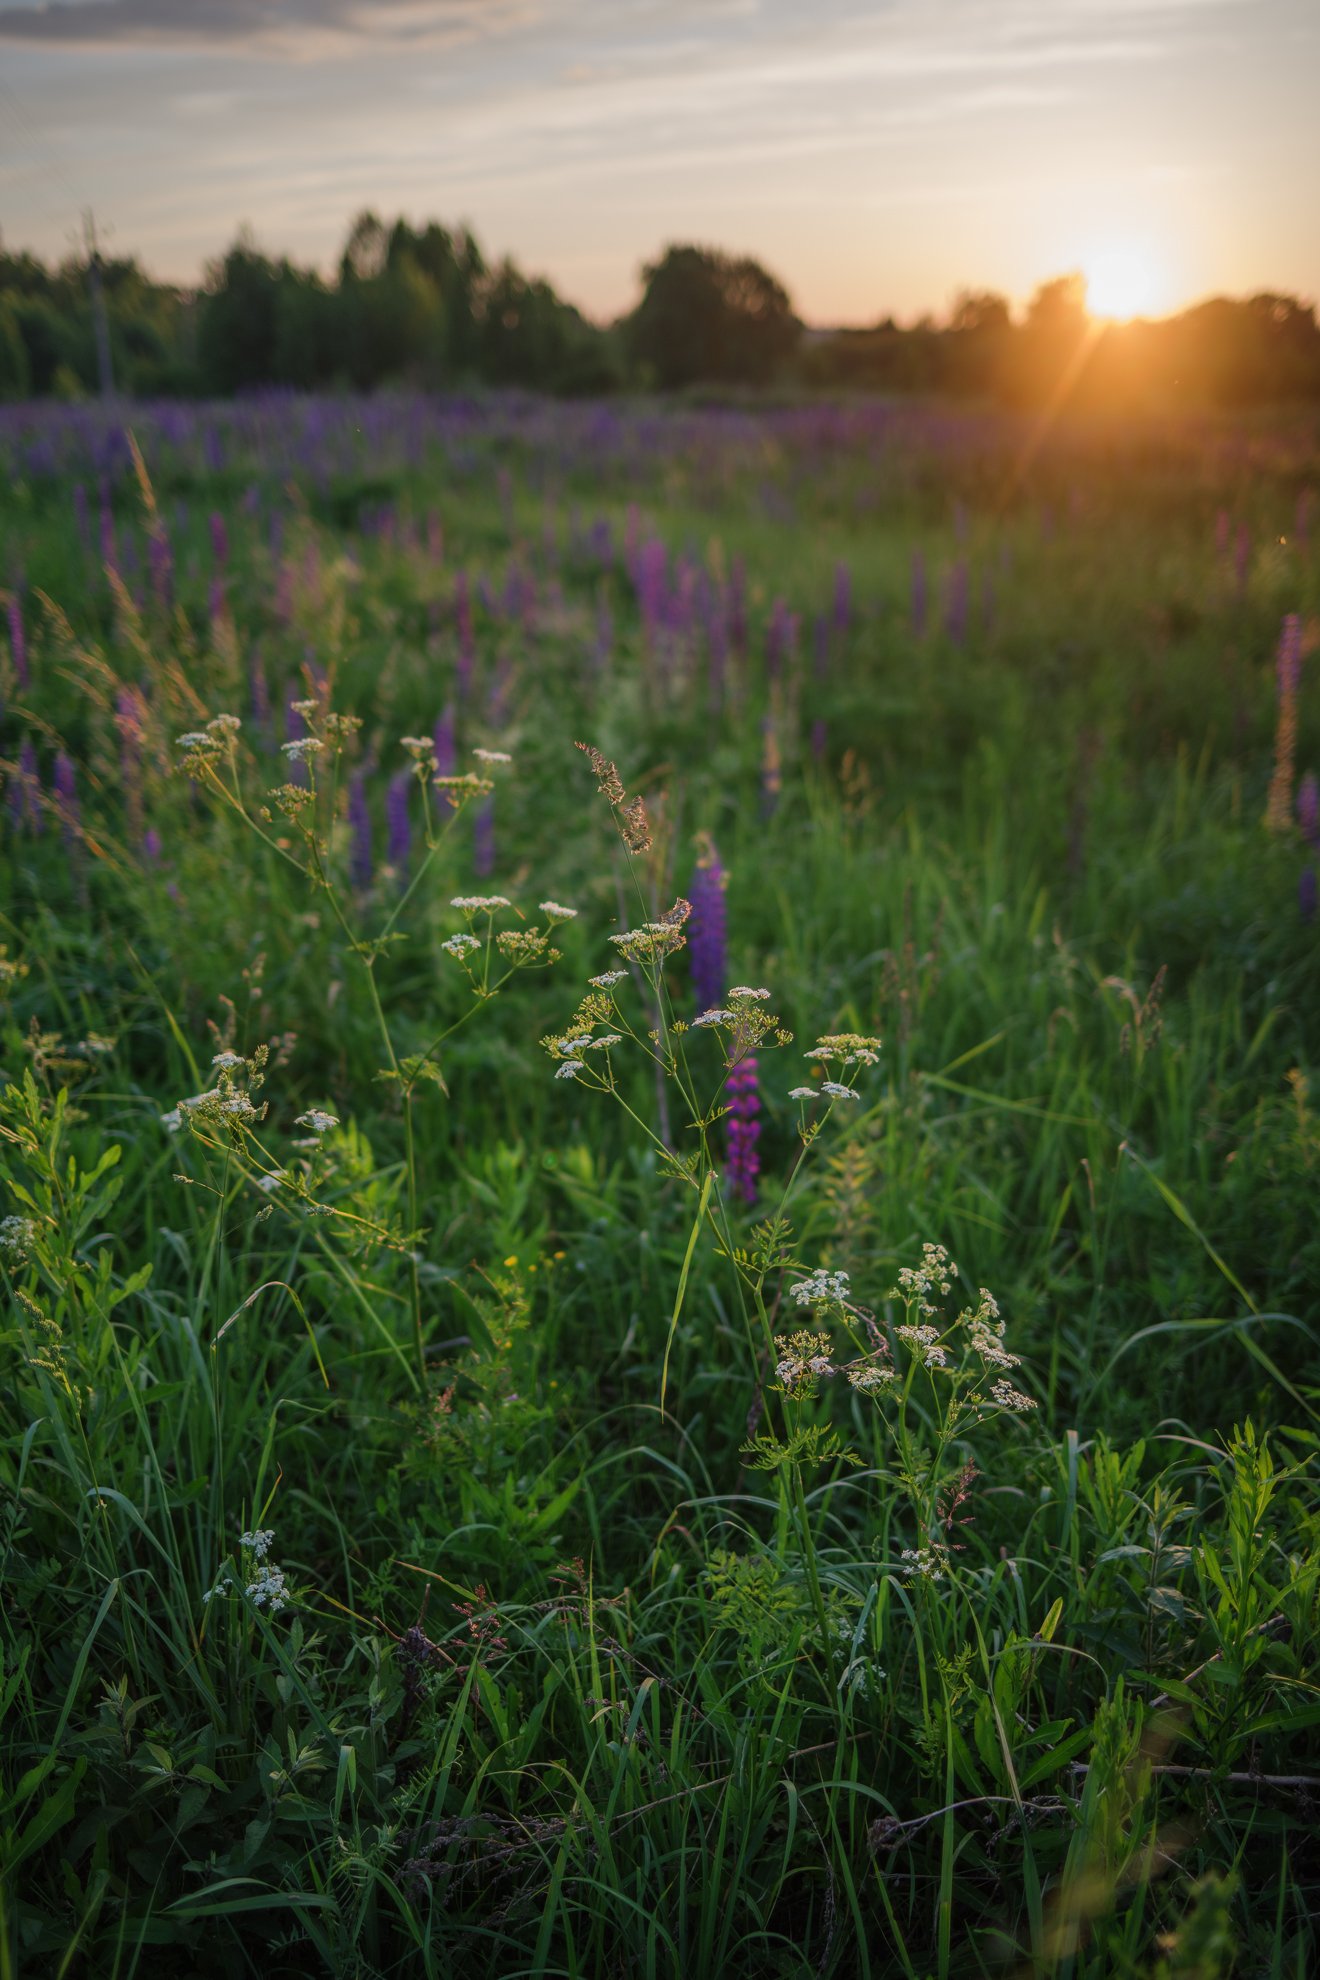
[0,0,1317,327]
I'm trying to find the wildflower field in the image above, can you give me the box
[2,393,1319,1979]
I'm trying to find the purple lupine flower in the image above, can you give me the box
[6,593,27,690]
[434,702,457,779]
[52,750,79,847]
[209,511,229,567]
[910,551,927,638]
[386,771,412,869]
[1300,866,1318,924]
[832,561,851,637]
[348,774,373,891]
[473,794,495,877]
[143,827,162,863]
[944,561,969,646]
[1297,772,1319,848]
[9,738,42,835]
[688,842,727,1011]
[725,1055,761,1206]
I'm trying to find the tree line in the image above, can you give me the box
[1,213,1318,407]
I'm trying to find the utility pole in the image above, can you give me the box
[83,210,115,400]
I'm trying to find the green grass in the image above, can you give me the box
[0,394,1318,1978]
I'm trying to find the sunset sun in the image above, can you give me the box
[1081,242,1163,320]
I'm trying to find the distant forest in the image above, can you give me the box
[2,209,1318,407]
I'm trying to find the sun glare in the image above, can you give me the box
[1082,243,1162,321]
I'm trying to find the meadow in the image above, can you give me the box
[1,390,1318,1979]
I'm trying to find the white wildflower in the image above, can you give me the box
[160,1108,182,1132]
[692,1008,735,1027]
[295,1110,339,1133]
[281,737,324,762]
[539,900,578,922]
[791,1267,851,1307]
[900,1547,947,1582]
[555,1061,585,1080]
[821,1082,860,1100]
[788,1086,817,1100]
[472,748,512,764]
[847,1362,897,1392]
[989,1379,1037,1412]
[728,986,771,1000]
[0,1215,36,1258]
[589,970,627,987]
[441,932,481,957]
[451,895,511,912]
[211,1050,243,1070]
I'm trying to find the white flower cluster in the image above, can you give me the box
[896,1323,950,1370]
[204,1527,290,1615]
[281,736,324,762]
[890,1242,957,1316]
[295,1110,338,1134]
[820,1081,860,1100]
[441,932,481,958]
[790,1267,852,1308]
[728,986,771,1000]
[846,1361,896,1393]
[899,1547,948,1582]
[691,1008,735,1028]
[989,1379,1036,1412]
[589,970,627,988]
[0,1215,36,1259]
[473,748,513,764]
[539,900,578,922]
[451,895,511,913]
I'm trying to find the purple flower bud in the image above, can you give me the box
[1298,772,1319,847]
[53,750,79,847]
[434,703,457,779]
[473,794,495,877]
[9,737,41,835]
[689,844,727,1010]
[348,773,373,891]
[725,1054,762,1206]
[386,770,412,870]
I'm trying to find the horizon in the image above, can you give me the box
[1,0,1317,329]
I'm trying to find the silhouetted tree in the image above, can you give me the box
[628,245,799,388]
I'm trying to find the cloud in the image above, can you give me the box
[0,0,535,54]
